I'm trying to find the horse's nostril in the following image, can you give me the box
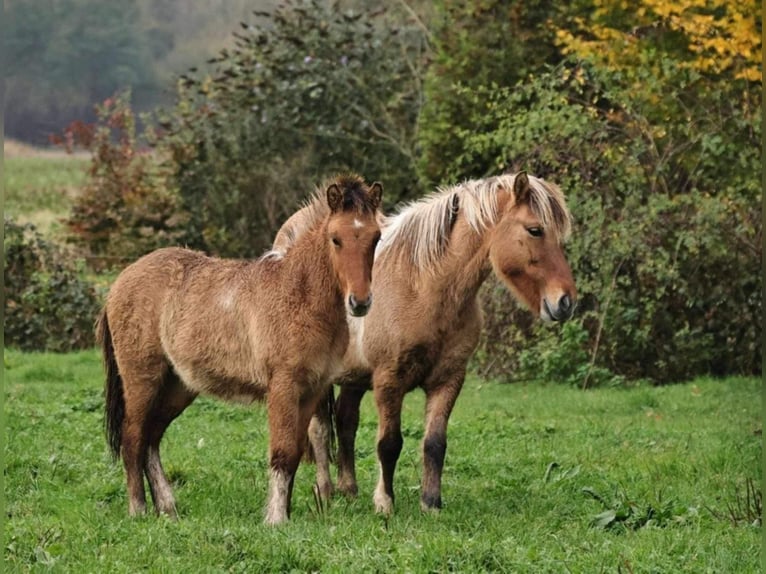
[559,294,571,313]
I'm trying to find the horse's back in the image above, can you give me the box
[107,247,207,318]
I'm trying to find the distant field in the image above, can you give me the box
[4,140,89,233]
[5,349,761,572]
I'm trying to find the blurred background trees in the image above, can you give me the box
[4,0,262,143]
[4,0,761,383]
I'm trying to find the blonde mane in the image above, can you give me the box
[377,173,572,272]
[273,173,572,271]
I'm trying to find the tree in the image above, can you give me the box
[4,0,156,142]
[416,0,575,186]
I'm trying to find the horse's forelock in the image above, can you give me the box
[271,174,378,256]
[329,174,379,215]
[524,175,572,241]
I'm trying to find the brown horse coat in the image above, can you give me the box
[274,172,576,513]
[99,175,382,524]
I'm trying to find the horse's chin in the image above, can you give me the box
[539,306,554,322]
[347,306,370,318]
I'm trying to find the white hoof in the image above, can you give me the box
[373,485,393,515]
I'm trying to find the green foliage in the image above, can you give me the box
[5,352,760,571]
[62,92,186,268]
[417,0,760,385]
[4,219,102,351]
[583,486,693,531]
[156,0,426,257]
[417,0,570,185]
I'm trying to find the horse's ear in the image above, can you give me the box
[369,182,383,208]
[514,171,530,204]
[326,183,343,212]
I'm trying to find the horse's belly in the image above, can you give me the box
[166,357,267,404]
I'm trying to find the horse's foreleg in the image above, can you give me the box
[421,371,465,511]
[372,371,404,515]
[335,384,367,497]
[265,381,316,525]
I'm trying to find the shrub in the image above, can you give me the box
[58,92,187,269]
[416,0,571,187]
[4,218,102,351]
[155,0,427,257]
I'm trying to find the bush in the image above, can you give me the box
[416,0,571,186]
[4,218,102,351]
[155,0,427,257]
[58,92,186,269]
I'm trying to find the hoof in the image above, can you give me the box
[420,501,442,513]
[128,502,147,517]
[336,480,359,499]
[316,481,334,502]
[420,493,442,513]
[373,487,393,516]
[157,507,179,520]
[264,511,289,526]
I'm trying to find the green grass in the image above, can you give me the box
[4,157,88,231]
[5,349,761,572]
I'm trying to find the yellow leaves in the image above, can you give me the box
[554,0,761,83]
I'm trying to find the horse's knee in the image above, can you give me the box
[423,433,446,471]
[377,431,403,467]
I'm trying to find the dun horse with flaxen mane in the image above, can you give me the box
[274,172,576,514]
[99,175,382,524]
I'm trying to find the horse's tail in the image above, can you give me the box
[303,386,336,463]
[96,309,124,460]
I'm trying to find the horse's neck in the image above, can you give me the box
[279,223,339,305]
[434,217,492,306]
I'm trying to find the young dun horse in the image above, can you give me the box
[98,175,382,525]
[274,172,575,514]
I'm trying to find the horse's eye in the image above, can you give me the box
[527,227,544,238]
[331,237,342,247]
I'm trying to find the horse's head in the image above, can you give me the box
[325,176,383,317]
[488,172,576,322]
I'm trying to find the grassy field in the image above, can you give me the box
[4,349,761,572]
[4,141,89,233]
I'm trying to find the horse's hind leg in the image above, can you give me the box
[421,369,465,511]
[308,401,334,501]
[120,368,164,516]
[144,373,196,518]
[335,382,368,497]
